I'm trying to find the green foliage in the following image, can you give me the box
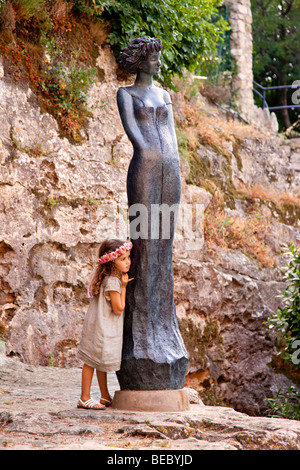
[266,384,300,420]
[47,197,58,211]
[10,0,48,19]
[0,0,227,133]
[39,33,96,117]
[251,0,300,128]
[266,224,300,366]
[0,0,98,141]
[74,0,228,89]
[252,0,300,79]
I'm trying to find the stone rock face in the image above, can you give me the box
[0,44,299,416]
[0,48,131,368]
[225,0,255,114]
[175,253,290,415]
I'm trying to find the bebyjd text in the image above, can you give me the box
[107,454,193,467]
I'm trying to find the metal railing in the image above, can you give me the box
[253,80,300,111]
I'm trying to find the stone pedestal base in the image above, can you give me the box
[111,389,190,412]
[116,357,188,390]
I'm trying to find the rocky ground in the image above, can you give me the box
[1,354,300,451]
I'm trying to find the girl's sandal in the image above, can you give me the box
[100,397,112,407]
[77,398,106,410]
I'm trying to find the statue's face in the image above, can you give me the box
[139,51,161,76]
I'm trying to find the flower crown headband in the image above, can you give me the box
[97,241,133,264]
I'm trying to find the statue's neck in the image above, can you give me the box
[134,70,153,88]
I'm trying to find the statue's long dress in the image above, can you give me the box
[117,87,188,390]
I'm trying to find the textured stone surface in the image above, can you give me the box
[175,254,292,415]
[1,356,300,450]
[225,0,278,131]
[225,0,254,113]
[112,389,190,412]
[0,48,131,368]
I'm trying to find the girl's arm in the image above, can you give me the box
[109,274,133,315]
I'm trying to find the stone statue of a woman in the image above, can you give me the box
[116,37,188,390]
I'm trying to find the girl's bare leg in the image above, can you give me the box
[80,364,94,401]
[79,364,104,408]
[96,370,111,404]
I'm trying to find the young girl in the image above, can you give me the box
[77,239,133,410]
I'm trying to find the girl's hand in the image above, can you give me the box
[110,274,134,314]
[121,273,134,287]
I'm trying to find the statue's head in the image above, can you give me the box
[119,37,162,74]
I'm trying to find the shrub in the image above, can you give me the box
[266,384,300,420]
[266,224,300,367]
[74,0,228,89]
[0,0,227,135]
[0,0,98,141]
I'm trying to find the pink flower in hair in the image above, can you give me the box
[97,241,132,265]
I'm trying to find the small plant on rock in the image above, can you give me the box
[266,223,300,369]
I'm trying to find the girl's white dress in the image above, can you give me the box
[77,275,124,372]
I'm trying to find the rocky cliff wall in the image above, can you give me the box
[0,44,299,416]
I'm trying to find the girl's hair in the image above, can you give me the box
[88,239,128,297]
[119,36,162,74]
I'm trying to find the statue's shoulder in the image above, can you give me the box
[117,86,134,104]
[118,85,134,94]
[150,85,171,102]
[161,88,172,105]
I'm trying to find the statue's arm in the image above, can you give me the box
[117,87,148,151]
[163,90,178,150]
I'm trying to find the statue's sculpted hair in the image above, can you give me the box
[119,37,162,74]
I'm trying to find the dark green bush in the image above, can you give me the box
[266,384,300,420]
[74,0,228,88]
[266,224,300,367]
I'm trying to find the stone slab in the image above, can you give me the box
[111,388,190,412]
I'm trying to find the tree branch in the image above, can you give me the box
[281,0,294,17]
